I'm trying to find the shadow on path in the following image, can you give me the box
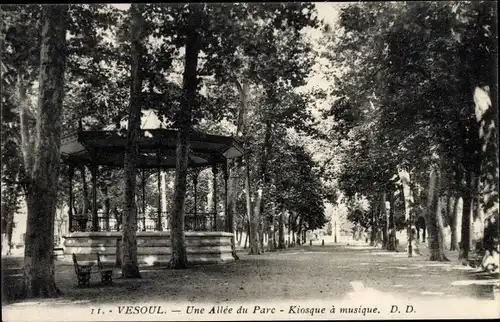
[2,244,498,307]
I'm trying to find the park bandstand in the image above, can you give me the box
[60,128,243,265]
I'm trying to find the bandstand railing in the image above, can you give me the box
[70,211,226,232]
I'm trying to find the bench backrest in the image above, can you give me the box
[72,253,81,275]
[96,253,104,270]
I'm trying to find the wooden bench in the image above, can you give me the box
[97,253,113,285]
[72,254,92,287]
[72,253,113,287]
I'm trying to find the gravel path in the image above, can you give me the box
[2,242,498,307]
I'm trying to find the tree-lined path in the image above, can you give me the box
[2,242,498,306]
[1,2,498,320]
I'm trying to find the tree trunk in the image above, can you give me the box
[244,221,250,249]
[398,168,419,256]
[472,173,484,252]
[381,192,388,249]
[270,203,276,251]
[249,119,272,255]
[246,159,260,254]
[115,238,122,268]
[21,5,68,298]
[170,10,201,269]
[4,184,18,255]
[387,191,397,251]
[237,228,242,246]
[450,196,460,251]
[288,214,292,247]
[278,210,285,249]
[227,160,239,259]
[369,206,376,246]
[121,4,145,278]
[231,78,250,253]
[258,204,265,253]
[427,162,449,261]
[297,217,303,246]
[459,170,475,262]
[249,187,262,254]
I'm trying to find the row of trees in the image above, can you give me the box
[323,1,498,261]
[1,4,330,298]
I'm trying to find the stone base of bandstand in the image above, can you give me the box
[61,231,235,266]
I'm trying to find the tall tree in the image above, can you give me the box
[169,4,202,269]
[21,5,69,298]
[121,3,146,278]
[325,1,497,262]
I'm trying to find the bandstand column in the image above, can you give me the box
[193,171,199,228]
[157,151,162,231]
[91,162,98,232]
[104,185,110,231]
[223,161,229,232]
[212,162,218,231]
[68,164,74,232]
[141,169,146,231]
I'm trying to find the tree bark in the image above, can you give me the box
[369,203,376,246]
[249,187,262,254]
[450,196,460,251]
[459,170,475,262]
[244,221,250,249]
[398,168,419,256]
[226,162,239,259]
[228,78,249,254]
[115,238,122,268]
[17,72,34,180]
[4,196,17,255]
[270,202,276,251]
[427,162,449,261]
[381,191,388,248]
[21,5,68,298]
[170,7,201,269]
[278,210,285,249]
[288,213,292,247]
[297,217,303,245]
[258,203,265,252]
[387,191,397,251]
[246,157,260,254]
[121,3,145,278]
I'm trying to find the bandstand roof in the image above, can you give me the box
[61,129,244,169]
